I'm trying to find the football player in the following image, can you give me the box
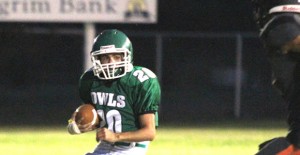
[252,0,300,154]
[67,29,161,155]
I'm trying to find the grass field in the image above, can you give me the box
[0,120,288,155]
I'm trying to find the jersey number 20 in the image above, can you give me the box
[97,109,122,133]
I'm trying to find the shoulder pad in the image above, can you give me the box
[80,68,96,81]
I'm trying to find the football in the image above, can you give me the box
[74,104,100,131]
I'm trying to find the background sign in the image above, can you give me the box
[0,0,157,23]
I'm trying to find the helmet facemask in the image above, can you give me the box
[91,45,132,80]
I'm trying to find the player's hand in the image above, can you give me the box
[77,123,95,132]
[96,128,118,143]
[68,110,98,133]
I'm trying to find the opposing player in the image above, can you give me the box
[252,0,300,154]
[67,29,161,155]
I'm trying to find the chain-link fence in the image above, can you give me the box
[0,29,287,125]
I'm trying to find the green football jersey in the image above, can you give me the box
[79,66,161,133]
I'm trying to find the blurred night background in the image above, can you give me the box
[0,0,287,125]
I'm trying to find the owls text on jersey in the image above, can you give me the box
[79,66,161,133]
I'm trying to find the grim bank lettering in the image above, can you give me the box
[0,0,116,15]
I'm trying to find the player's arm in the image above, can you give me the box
[96,113,156,143]
[67,70,95,135]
